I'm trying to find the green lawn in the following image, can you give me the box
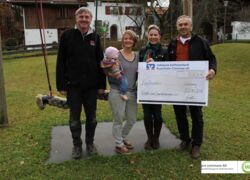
[0,43,250,179]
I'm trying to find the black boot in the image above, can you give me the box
[144,120,154,150]
[85,121,97,144]
[69,120,82,147]
[152,120,162,149]
[72,146,82,159]
[69,120,83,159]
[86,143,98,155]
[85,121,98,155]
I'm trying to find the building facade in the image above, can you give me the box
[5,0,144,46]
[231,21,250,40]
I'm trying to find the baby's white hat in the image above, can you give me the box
[105,46,119,59]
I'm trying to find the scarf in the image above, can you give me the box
[143,41,161,62]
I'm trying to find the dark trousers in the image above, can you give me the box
[142,104,163,138]
[67,87,97,147]
[173,105,203,146]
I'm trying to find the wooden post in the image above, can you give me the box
[0,30,8,127]
[182,0,193,19]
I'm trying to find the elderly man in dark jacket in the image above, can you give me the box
[56,7,106,159]
[168,15,217,159]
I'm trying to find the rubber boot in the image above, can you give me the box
[69,120,83,159]
[85,121,97,145]
[152,120,162,149]
[69,120,82,147]
[85,121,98,155]
[144,120,154,150]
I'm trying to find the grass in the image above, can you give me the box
[0,43,250,179]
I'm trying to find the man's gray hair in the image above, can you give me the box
[75,7,92,17]
[176,15,192,25]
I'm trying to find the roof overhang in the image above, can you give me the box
[5,0,87,7]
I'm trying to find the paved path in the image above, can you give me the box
[47,121,180,163]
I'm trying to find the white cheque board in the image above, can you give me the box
[137,61,209,106]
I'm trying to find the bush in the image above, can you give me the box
[51,41,58,49]
[225,39,250,43]
[4,38,18,50]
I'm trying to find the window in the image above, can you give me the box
[105,6,123,15]
[126,26,141,35]
[94,0,102,6]
[57,8,70,19]
[125,7,142,16]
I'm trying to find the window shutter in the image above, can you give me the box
[125,7,129,15]
[105,6,110,15]
[119,6,123,15]
[137,7,142,15]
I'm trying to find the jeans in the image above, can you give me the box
[108,76,128,95]
[109,89,137,146]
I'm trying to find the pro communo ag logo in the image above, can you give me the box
[242,161,250,173]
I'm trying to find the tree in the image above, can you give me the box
[96,20,109,48]
[167,0,183,38]
[191,0,250,43]
[113,0,146,39]
[0,3,23,43]
[146,0,169,36]
[125,4,145,39]
[235,3,250,21]
[188,0,220,42]
[0,30,8,126]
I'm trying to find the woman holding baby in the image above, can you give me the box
[104,30,139,154]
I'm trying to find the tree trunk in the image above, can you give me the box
[212,12,218,43]
[182,0,193,19]
[0,30,8,126]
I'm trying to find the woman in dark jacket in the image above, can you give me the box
[139,25,168,150]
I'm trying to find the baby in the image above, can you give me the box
[101,46,128,101]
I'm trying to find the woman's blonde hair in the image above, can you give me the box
[122,30,138,47]
[147,24,161,35]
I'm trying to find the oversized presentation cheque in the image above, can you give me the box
[137,61,209,106]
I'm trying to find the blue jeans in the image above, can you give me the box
[108,76,128,95]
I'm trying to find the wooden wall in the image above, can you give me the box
[24,6,77,29]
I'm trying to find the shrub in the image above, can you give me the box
[4,38,18,50]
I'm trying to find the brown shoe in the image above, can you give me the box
[115,146,130,154]
[191,146,201,159]
[123,139,134,149]
[176,141,191,151]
